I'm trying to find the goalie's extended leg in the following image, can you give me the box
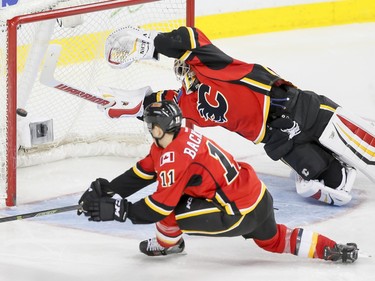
[319,106,375,183]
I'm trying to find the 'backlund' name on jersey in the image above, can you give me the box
[135,127,265,219]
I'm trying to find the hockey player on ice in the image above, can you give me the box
[102,26,375,206]
[77,100,358,262]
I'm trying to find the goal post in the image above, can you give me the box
[1,0,195,207]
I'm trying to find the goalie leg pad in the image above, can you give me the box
[337,166,357,193]
[319,106,375,182]
[295,172,353,206]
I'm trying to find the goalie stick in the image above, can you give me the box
[40,44,113,106]
[39,44,145,117]
[0,204,81,223]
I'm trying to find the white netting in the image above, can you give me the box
[0,0,190,205]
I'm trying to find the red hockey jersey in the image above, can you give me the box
[130,127,266,223]
[154,26,293,143]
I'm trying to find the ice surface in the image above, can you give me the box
[1,23,375,281]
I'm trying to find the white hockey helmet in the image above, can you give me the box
[173,60,199,94]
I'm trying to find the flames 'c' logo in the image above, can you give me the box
[197,84,228,123]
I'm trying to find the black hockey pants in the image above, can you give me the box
[174,190,277,240]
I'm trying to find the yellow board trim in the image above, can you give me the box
[196,0,375,39]
[14,1,375,68]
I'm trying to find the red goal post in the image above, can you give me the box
[0,0,195,207]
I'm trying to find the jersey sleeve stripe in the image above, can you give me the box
[320,104,336,112]
[263,66,279,76]
[144,196,173,216]
[180,50,192,61]
[132,165,154,180]
[254,95,270,144]
[240,77,272,92]
[155,90,164,102]
[186,27,197,49]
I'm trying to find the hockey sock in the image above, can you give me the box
[290,228,336,259]
[254,224,290,254]
[156,216,183,247]
[254,224,337,259]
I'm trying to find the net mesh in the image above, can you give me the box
[0,0,189,205]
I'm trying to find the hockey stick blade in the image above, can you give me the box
[0,204,81,223]
[40,44,112,106]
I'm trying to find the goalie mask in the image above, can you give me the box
[174,60,200,94]
[143,100,182,139]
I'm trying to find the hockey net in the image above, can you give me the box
[0,0,195,206]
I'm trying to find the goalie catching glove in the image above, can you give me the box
[105,26,159,69]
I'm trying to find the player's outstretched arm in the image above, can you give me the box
[77,178,114,215]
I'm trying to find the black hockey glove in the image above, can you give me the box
[84,198,128,222]
[77,178,114,216]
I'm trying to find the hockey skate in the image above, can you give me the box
[139,237,185,256]
[323,243,358,263]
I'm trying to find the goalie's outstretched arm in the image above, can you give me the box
[105,26,205,68]
[153,27,196,58]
